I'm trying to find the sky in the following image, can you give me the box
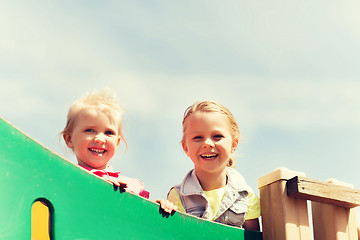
[1,0,360,226]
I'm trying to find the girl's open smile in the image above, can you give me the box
[199,153,219,160]
[89,147,107,155]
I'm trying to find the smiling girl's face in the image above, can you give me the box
[182,112,238,177]
[63,107,121,170]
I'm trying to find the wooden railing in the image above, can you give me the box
[258,168,360,240]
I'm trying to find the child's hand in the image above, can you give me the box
[102,176,128,188]
[155,199,177,214]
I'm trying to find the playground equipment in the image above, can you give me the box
[258,168,359,240]
[1,116,359,239]
[0,117,261,240]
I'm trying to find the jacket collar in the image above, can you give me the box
[179,167,248,196]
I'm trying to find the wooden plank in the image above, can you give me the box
[259,185,275,240]
[348,208,359,240]
[287,176,360,208]
[312,202,358,240]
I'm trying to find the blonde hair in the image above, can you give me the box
[62,88,127,147]
[182,100,240,167]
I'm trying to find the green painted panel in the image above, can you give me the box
[0,117,262,240]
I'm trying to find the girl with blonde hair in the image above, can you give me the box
[63,88,175,213]
[168,101,260,230]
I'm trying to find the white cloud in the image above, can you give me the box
[0,80,49,117]
[113,74,360,131]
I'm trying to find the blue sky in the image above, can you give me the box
[1,1,360,224]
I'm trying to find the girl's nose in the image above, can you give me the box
[94,133,106,143]
[203,138,215,147]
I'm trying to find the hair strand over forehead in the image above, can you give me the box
[182,100,240,139]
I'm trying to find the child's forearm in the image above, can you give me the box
[243,218,260,231]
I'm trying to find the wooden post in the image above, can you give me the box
[258,168,311,240]
[309,179,359,240]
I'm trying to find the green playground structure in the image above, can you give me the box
[0,117,262,240]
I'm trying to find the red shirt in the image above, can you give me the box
[79,165,150,199]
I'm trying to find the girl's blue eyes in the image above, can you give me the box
[192,135,224,140]
[83,129,115,135]
[105,130,115,135]
[214,135,224,139]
